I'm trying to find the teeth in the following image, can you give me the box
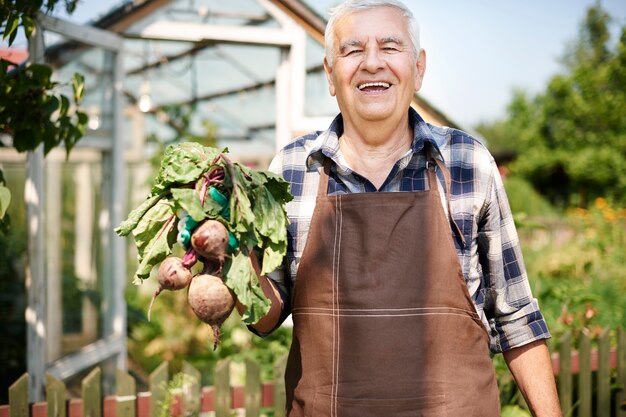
[358,82,390,90]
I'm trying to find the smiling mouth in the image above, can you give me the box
[358,82,391,91]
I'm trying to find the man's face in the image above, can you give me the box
[324,6,426,126]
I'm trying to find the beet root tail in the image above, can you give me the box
[211,324,221,351]
[147,287,163,322]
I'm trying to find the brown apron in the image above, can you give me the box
[284,147,501,417]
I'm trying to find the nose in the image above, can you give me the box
[361,47,385,72]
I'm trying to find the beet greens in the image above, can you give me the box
[115,143,292,325]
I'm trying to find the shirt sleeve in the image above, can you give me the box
[478,160,551,353]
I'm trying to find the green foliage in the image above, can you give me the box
[477,4,626,206]
[1,1,79,44]
[0,61,87,156]
[519,197,626,344]
[503,176,558,224]
[0,0,87,227]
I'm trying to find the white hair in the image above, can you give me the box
[324,0,421,67]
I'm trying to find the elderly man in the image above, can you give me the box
[246,1,563,416]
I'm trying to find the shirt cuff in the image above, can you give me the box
[489,303,551,353]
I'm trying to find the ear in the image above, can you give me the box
[414,48,427,92]
[324,56,337,97]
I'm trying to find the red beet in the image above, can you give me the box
[190,220,229,269]
[148,257,192,321]
[187,273,235,350]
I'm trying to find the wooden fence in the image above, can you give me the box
[1,328,625,417]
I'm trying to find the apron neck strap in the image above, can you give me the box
[424,142,466,248]
[318,157,332,196]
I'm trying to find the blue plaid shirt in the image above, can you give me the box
[268,108,550,353]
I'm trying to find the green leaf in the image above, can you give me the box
[224,252,271,324]
[0,185,11,219]
[151,143,220,194]
[3,12,19,44]
[115,192,165,236]
[72,73,84,103]
[59,94,69,118]
[261,240,286,276]
[252,186,288,245]
[42,95,60,115]
[21,15,35,39]
[132,201,177,282]
[171,187,205,222]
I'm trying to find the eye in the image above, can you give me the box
[345,49,363,56]
[383,46,400,53]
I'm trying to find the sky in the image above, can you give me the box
[13,0,626,129]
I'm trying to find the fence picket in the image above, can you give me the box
[115,369,136,417]
[578,332,591,417]
[273,353,288,417]
[597,329,610,417]
[559,332,572,416]
[46,374,66,417]
[149,362,169,417]
[245,358,261,417]
[617,327,626,417]
[214,359,231,417]
[182,361,201,417]
[9,374,28,417]
[82,367,101,417]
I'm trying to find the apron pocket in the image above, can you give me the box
[309,392,447,417]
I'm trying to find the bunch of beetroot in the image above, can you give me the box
[115,143,292,349]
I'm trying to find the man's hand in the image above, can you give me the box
[503,340,563,417]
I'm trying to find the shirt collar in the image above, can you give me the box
[305,108,443,169]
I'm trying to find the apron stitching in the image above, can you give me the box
[290,311,481,319]
[293,306,477,313]
[331,194,342,417]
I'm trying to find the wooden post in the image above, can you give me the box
[9,374,29,417]
[597,329,611,417]
[214,359,231,417]
[182,361,201,417]
[273,353,288,417]
[558,332,572,416]
[82,367,102,417]
[46,373,67,417]
[617,327,626,417]
[245,358,261,417]
[26,17,47,403]
[46,162,63,363]
[149,362,169,417]
[74,163,97,343]
[116,369,136,417]
[578,332,591,417]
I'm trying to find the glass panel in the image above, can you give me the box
[44,37,117,137]
[124,0,279,35]
[305,35,339,118]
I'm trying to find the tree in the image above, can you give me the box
[477,3,626,207]
[0,0,87,230]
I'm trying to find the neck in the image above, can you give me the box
[339,117,413,189]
